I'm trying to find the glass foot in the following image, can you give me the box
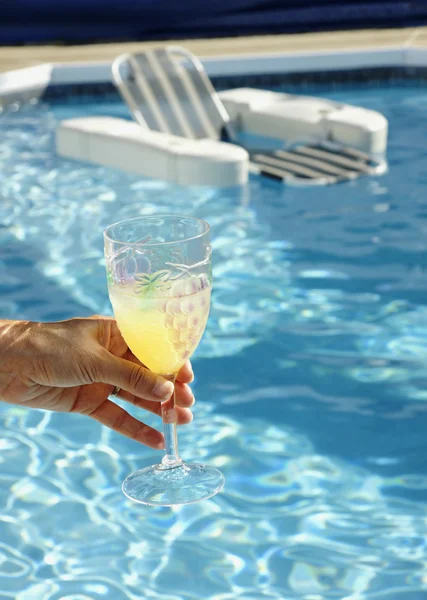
[122,462,225,506]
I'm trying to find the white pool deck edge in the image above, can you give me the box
[1,45,427,99]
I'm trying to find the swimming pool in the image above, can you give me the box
[1,79,427,599]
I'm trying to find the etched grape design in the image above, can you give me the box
[164,274,211,362]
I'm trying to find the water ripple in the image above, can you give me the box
[1,88,427,598]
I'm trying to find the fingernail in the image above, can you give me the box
[153,379,174,399]
[163,407,177,424]
[190,394,195,407]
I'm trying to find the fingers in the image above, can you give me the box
[122,351,194,387]
[88,399,165,449]
[98,350,194,406]
[117,389,194,424]
[114,379,194,422]
[117,347,193,388]
[113,380,194,409]
[175,381,195,408]
[176,361,194,384]
[97,351,174,402]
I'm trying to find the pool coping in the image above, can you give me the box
[1,45,427,103]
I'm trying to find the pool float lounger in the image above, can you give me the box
[56,46,387,186]
[219,87,387,156]
[56,116,248,187]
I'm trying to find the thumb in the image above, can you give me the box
[97,352,174,401]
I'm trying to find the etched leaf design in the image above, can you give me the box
[134,269,172,296]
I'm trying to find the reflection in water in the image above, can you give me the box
[2,403,427,598]
[1,85,427,597]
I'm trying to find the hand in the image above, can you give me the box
[0,316,195,449]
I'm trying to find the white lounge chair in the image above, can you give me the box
[57,46,387,186]
[56,46,249,187]
[112,46,235,142]
[111,47,387,185]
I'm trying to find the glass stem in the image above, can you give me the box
[160,375,183,469]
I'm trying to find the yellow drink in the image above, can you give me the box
[110,276,211,375]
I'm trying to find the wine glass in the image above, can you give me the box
[104,215,225,506]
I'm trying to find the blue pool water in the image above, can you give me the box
[1,82,427,599]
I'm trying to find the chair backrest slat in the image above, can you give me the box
[112,46,232,141]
